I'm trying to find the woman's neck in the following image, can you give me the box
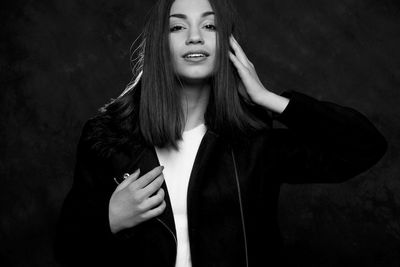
[179,80,210,132]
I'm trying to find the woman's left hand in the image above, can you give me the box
[229,35,290,114]
[228,35,269,105]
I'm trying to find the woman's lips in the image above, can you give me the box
[183,55,208,63]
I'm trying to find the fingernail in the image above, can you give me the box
[133,168,140,175]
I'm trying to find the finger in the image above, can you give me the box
[140,173,164,198]
[142,188,165,210]
[229,52,253,101]
[231,35,251,64]
[141,200,166,220]
[237,82,254,105]
[116,169,140,191]
[230,36,251,68]
[134,166,164,189]
[229,51,248,76]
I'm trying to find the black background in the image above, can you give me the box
[1,0,399,266]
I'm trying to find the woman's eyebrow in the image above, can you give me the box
[169,11,215,19]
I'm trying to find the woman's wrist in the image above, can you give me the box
[109,216,122,234]
[254,89,290,114]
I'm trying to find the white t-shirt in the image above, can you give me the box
[155,123,207,267]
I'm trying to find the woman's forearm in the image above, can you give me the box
[253,90,290,114]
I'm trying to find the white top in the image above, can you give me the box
[155,123,207,267]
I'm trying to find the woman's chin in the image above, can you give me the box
[175,74,213,85]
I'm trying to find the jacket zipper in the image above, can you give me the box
[231,148,249,267]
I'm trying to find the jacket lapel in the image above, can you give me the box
[187,130,220,227]
[137,130,222,242]
[141,146,177,236]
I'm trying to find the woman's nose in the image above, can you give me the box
[185,27,204,45]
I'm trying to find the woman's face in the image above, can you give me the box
[169,0,217,82]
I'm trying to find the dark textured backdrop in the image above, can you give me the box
[1,0,399,266]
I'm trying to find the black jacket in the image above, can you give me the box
[54,91,387,267]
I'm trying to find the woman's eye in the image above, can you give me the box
[170,25,184,32]
[204,24,216,31]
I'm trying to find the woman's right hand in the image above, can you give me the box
[109,166,166,233]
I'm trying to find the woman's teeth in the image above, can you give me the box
[185,54,206,58]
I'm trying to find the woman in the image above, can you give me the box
[54,0,387,266]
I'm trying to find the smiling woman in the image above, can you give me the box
[168,0,217,81]
[54,0,387,266]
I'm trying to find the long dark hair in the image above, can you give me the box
[96,0,270,152]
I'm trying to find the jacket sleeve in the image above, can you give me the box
[54,120,140,266]
[271,91,387,184]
